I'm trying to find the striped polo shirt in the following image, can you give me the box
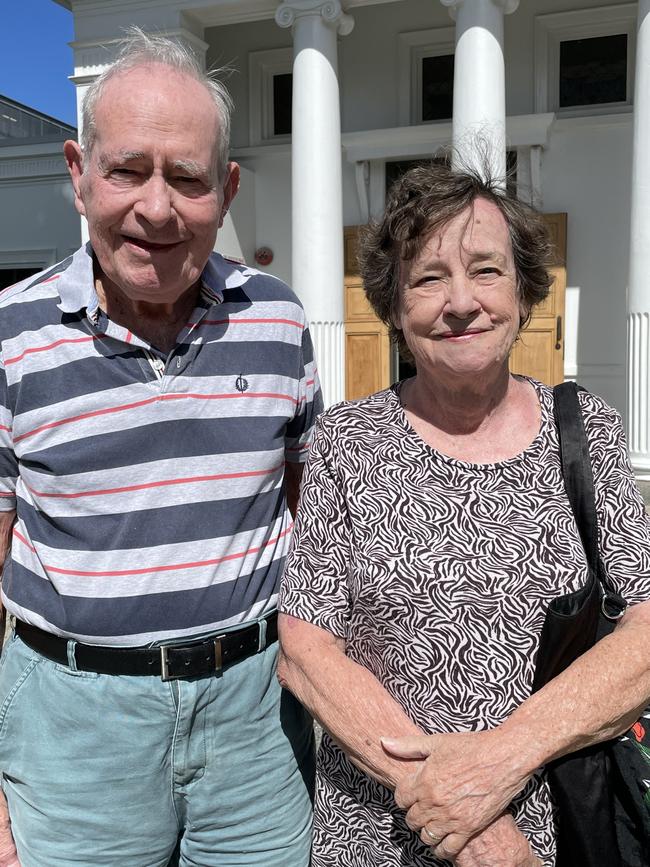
[0,244,322,646]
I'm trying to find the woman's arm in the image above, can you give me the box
[279,613,541,866]
[384,598,650,861]
[278,613,423,788]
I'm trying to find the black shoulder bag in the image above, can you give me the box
[531,381,650,867]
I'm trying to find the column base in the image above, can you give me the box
[309,320,344,408]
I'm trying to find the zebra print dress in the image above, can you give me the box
[279,378,650,866]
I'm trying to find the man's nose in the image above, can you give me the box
[444,275,481,319]
[134,176,173,227]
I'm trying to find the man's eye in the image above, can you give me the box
[174,176,200,184]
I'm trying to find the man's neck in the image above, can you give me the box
[95,275,201,355]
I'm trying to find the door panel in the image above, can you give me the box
[510,213,567,385]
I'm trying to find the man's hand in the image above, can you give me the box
[382,730,533,860]
[453,815,541,867]
[0,792,20,867]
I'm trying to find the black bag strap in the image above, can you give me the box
[553,381,599,575]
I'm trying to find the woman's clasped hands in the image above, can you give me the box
[382,728,540,866]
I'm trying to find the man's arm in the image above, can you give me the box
[0,511,15,641]
[384,599,650,861]
[0,511,19,867]
[278,614,540,865]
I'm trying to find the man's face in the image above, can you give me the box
[65,64,239,306]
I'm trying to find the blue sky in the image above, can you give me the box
[1,0,76,126]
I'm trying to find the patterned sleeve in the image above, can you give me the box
[279,416,352,638]
[0,355,17,513]
[284,322,323,464]
[581,391,650,604]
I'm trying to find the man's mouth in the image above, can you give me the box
[122,236,183,252]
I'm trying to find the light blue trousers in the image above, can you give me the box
[0,630,315,866]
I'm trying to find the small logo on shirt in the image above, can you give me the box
[235,375,249,393]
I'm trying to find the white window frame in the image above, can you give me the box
[534,4,637,116]
[248,47,293,146]
[398,27,455,126]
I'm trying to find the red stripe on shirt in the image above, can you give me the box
[40,275,61,285]
[15,391,298,444]
[27,463,284,500]
[196,317,303,329]
[4,334,105,366]
[13,523,293,578]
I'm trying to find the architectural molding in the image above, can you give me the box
[440,0,519,21]
[0,146,68,182]
[69,27,209,82]
[275,0,354,35]
[0,248,58,270]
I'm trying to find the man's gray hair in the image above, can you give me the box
[81,27,233,180]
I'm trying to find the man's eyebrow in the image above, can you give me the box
[97,150,145,172]
[171,159,210,177]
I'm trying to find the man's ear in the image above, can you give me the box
[218,161,240,228]
[63,140,87,218]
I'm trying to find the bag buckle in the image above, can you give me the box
[601,593,627,621]
[159,636,225,682]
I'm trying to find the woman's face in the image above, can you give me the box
[395,197,524,385]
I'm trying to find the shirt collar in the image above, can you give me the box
[56,246,254,316]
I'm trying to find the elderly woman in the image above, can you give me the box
[277,163,650,866]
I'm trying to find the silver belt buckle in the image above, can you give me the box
[159,635,225,682]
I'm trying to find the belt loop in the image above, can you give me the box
[257,617,267,652]
[66,639,78,671]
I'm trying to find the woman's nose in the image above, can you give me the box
[444,276,482,319]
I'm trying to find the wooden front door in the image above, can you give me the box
[344,227,391,400]
[509,213,567,386]
[344,213,568,401]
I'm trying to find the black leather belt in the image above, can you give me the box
[16,613,278,681]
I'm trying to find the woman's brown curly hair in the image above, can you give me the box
[358,162,555,363]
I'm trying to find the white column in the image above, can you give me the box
[627,0,650,477]
[276,0,353,407]
[441,0,519,182]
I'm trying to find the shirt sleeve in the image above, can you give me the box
[0,355,17,513]
[284,322,324,464]
[279,416,352,638]
[582,392,650,604]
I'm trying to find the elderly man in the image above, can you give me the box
[0,31,320,867]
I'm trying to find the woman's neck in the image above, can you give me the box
[400,369,541,463]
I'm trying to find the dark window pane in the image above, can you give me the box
[421,54,454,121]
[559,34,627,108]
[0,268,40,292]
[385,156,449,195]
[506,149,517,197]
[273,73,292,136]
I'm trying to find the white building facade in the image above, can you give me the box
[52,0,650,476]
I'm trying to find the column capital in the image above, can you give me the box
[440,0,519,20]
[275,0,354,36]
